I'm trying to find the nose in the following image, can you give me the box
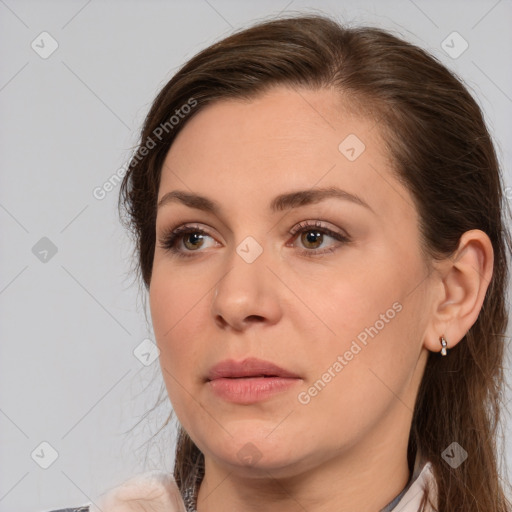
[211,248,283,332]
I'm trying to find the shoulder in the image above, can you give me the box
[43,471,186,512]
[92,471,186,512]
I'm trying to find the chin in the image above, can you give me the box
[200,429,314,476]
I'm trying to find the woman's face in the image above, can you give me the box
[150,86,434,477]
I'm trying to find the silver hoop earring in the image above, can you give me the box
[439,336,448,356]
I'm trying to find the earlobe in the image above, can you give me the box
[423,229,494,354]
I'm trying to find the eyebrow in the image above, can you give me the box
[157,186,373,214]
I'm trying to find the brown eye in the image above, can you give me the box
[301,230,324,249]
[288,220,351,258]
[159,225,219,258]
[183,233,205,250]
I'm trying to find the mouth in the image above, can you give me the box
[206,357,301,380]
[206,357,302,404]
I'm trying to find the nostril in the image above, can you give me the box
[212,313,266,331]
[245,315,265,323]
[214,314,229,328]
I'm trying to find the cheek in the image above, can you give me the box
[149,266,207,375]
[295,253,426,406]
[293,261,403,356]
[149,257,211,337]
[149,272,209,427]
[293,301,421,444]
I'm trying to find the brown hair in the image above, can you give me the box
[119,13,512,511]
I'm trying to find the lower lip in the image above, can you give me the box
[207,377,301,404]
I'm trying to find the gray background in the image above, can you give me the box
[1,1,511,511]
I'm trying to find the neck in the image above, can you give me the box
[194,410,412,512]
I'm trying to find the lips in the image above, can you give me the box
[206,357,300,381]
[205,357,302,404]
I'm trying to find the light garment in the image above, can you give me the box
[44,452,437,512]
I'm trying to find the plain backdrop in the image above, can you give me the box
[1,1,511,511]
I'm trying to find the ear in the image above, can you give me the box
[423,229,494,354]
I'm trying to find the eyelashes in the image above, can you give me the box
[287,220,350,257]
[159,224,218,258]
[158,220,351,259]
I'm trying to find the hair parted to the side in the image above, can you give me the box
[119,13,512,512]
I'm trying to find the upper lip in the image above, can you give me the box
[206,357,301,381]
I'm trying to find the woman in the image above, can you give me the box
[51,13,511,512]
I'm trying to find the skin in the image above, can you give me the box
[149,85,493,512]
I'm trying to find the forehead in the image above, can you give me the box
[159,86,414,221]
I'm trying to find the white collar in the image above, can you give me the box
[84,457,437,512]
[388,459,437,511]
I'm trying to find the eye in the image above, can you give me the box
[158,224,219,258]
[158,220,350,259]
[288,220,350,257]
